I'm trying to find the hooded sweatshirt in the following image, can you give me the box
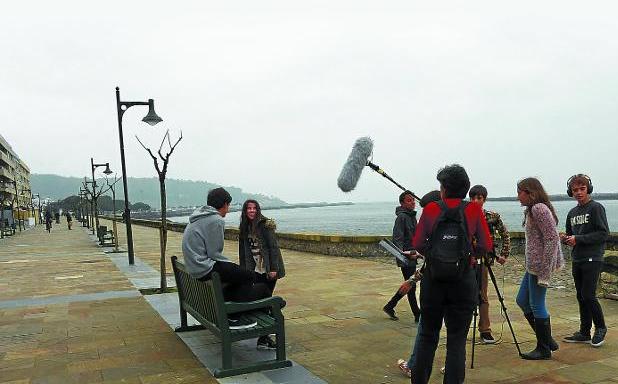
[181,205,232,279]
[392,206,417,267]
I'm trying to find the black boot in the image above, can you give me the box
[383,292,402,321]
[524,312,558,351]
[522,317,552,360]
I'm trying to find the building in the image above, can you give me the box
[0,134,33,229]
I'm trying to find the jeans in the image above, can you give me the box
[516,272,548,319]
[573,261,605,333]
[412,268,477,384]
[407,316,422,368]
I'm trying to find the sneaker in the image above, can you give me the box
[563,331,591,343]
[396,359,411,378]
[591,327,607,348]
[257,335,277,350]
[480,332,496,344]
[228,317,257,330]
[383,305,399,321]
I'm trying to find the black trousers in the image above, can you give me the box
[200,261,271,303]
[573,261,606,334]
[385,266,421,316]
[412,268,477,384]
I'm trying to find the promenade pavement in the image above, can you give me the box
[2,218,617,383]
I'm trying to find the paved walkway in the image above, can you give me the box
[2,219,618,383]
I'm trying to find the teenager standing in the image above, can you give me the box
[516,178,564,360]
[561,174,609,347]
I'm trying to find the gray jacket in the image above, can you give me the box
[181,205,231,279]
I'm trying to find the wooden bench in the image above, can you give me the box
[97,225,115,246]
[171,256,292,378]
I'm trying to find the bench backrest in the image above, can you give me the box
[171,256,227,331]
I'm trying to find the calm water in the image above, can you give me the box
[170,200,618,236]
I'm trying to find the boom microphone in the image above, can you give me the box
[337,137,374,192]
[337,136,421,201]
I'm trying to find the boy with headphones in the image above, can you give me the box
[561,174,609,347]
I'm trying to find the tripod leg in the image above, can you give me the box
[470,262,482,369]
[487,265,523,357]
[471,308,477,368]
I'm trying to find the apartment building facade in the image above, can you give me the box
[0,134,32,227]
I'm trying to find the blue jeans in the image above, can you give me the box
[516,272,549,319]
[407,316,422,368]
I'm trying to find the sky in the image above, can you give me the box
[1,1,617,203]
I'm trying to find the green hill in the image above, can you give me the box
[30,174,287,209]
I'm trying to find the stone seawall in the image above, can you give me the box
[104,216,618,259]
[103,216,618,298]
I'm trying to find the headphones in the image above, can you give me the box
[566,174,593,197]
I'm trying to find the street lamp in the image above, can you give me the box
[34,193,41,225]
[91,158,112,237]
[79,188,89,227]
[115,86,163,264]
[22,188,32,227]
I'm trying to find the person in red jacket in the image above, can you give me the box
[410,164,492,384]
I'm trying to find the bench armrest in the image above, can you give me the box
[225,296,286,315]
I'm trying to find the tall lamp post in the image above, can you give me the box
[105,172,122,253]
[79,188,89,227]
[34,193,41,225]
[115,86,163,265]
[91,158,112,237]
[22,188,32,227]
[9,180,21,232]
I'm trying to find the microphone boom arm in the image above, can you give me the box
[366,161,421,201]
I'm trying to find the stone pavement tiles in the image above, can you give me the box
[105,219,618,383]
[0,222,217,384]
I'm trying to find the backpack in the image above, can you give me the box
[426,200,472,282]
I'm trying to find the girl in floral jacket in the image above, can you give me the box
[516,177,564,360]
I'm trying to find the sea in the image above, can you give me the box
[169,200,618,236]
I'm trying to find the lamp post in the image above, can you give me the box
[79,188,88,227]
[22,188,32,227]
[90,158,112,237]
[115,86,163,265]
[34,193,41,225]
[9,180,21,232]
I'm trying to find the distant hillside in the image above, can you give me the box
[30,174,287,209]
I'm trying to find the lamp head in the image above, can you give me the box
[103,164,113,175]
[142,99,163,126]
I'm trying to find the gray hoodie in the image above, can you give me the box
[182,205,232,278]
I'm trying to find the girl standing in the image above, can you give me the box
[516,177,564,360]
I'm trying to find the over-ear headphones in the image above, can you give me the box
[566,174,593,197]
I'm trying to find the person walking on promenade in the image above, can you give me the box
[561,174,609,347]
[239,199,285,350]
[54,211,60,224]
[516,177,564,360]
[65,211,73,230]
[45,210,53,233]
[182,187,271,330]
[411,165,493,384]
[383,190,422,323]
[468,185,511,344]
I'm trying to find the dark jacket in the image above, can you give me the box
[566,200,609,263]
[392,206,417,267]
[239,218,286,278]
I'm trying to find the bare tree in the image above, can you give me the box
[136,130,183,290]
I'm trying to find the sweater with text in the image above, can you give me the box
[565,200,609,263]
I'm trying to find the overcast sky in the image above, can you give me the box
[1,1,616,203]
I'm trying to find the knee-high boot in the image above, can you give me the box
[524,312,558,351]
[522,317,552,360]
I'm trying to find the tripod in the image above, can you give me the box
[470,255,522,368]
